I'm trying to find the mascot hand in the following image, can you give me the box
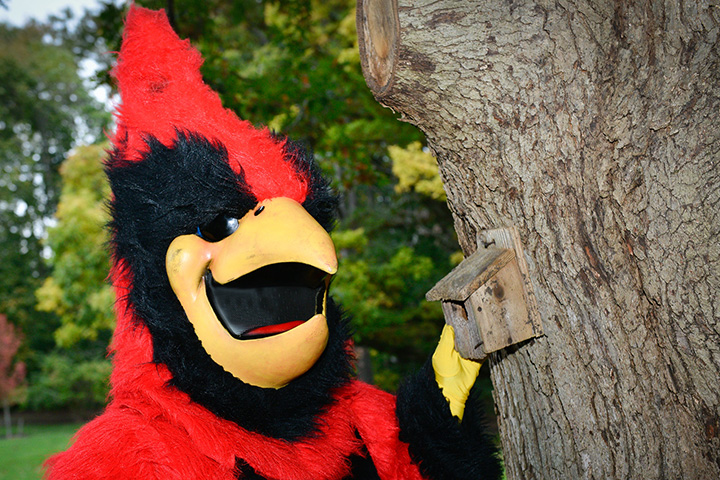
[432,325,481,421]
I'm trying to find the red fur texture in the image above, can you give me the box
[112,6,306,203]
[44,266,425,479]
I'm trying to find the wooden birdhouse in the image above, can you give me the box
[426,226,543,361]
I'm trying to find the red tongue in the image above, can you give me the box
[243,320,305,339]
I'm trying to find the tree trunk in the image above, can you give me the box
[3,400,11,439]
[357,1,720,479]
[355,345,375,384]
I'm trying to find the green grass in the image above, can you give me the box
[0,423,80,480]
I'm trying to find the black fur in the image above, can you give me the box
[107,131,353,441]
[280,137,338,232]
[343,446,381,480]
[235,436,381,480]
[396,361,502,480]
[235,458,266,479]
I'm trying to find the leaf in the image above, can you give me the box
[389,142,447,201]
[35,144,114,350]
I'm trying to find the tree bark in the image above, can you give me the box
[357,1,720,479]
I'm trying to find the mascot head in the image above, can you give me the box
[107,6,352,440]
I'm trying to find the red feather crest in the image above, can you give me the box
[111,5,307,203]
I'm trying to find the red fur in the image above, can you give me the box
[45,264,425,479]
[112,6,307,203]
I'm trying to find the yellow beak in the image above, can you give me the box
[166,197,337,389]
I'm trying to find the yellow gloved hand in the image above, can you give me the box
[432,324,482,421]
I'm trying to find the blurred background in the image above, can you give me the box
[0,0,491,477]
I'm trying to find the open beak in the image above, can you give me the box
[166,197,337,389]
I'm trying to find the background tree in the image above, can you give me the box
[358,0,719,478]
[36,143,114,351]
[28,144,113,415]
[0,314,26,438]
[0,19,109,372]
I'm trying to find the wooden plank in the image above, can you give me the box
[426,247,515,302]
[467,260,535,354]
[441,301,487,361]
[478,226,543,338]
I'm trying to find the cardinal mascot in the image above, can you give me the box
[44,5,500,480]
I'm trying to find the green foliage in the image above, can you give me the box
[333,232,435,335]
[331,192,454,366]
[390,142,447,201]
[24,145,113,414]
[0,20,109,366]
[35,144,114,349]
[0,21,108,233]
[23,354,111,412]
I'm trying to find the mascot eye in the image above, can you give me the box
[197,213,239,242]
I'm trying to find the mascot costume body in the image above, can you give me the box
[45,6,500,480]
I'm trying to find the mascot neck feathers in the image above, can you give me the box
[44,5,501,480]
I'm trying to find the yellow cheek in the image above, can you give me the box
[166,235,212,301]
[165,234,330,389]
